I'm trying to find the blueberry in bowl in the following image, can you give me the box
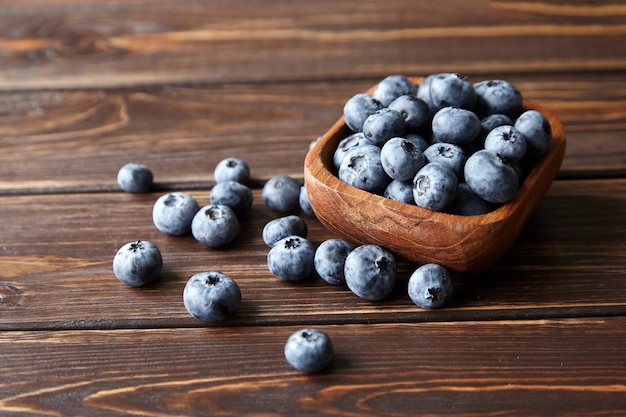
[304,75,566,274]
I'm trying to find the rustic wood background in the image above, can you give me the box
[1,0,625,415]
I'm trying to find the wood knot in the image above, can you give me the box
[0,282,23,307]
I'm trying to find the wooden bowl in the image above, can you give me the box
[304,78,566,274]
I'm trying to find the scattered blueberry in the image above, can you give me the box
[267,235,316,281]
[112,240,162,287]
[183,271,241,322]
[299,185,315,216]
[152,192,200,236]
[314,238,353,286]
[117,163,153,193]
[210,180,253,216]
[191,204,239,247]
[412,163,458,211]
[408,263,454,309]
[214,157,250,184]
[284,328,334,373]
[464,149,519,204]
[262,175,301,213]
[262,215,308,247]
[343,93,383,132]
[344,244,397,301]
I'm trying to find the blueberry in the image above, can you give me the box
[267,235,315,281]
[333,132,368,170]
[152,192,200,236]
[343,93,383,132]
[407,263,454,309]
[446,183,496,216]
[484,125,527,162]
[338,144,390,194]
[262,215,308,247]
[404,133,430,152]
[416,73,437,110]
[514,110,552,157]
[423,143,467,180]
[412,163,458,211]
[384,179,415,204]
[183,271,241,322]
[431,106,481,147]
[428,73,476,112]
[473,79,523,119]
[314,238,353,286]
[362,108,406,147]
[284,328,334,373]
[480,113,514,140]
[372,75,417,107]
[464,150,519,204]
[344,244,397,301]
[191,204,239,247]
[299,185,315,216]
[112,240,162,287]
[262,175,301,213]
[388,95,430,132]
[214,157,250,184]
[209,180,253,216]
[380,137,426,182]
[117,163,153,193]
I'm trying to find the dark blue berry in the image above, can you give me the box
[117,163,153,193]
[262,175,301,213]
[284,328,334,372]
[267,235,315,281]
[412,163,458,211]
[262,215,308,247]
[152,192,200,236]
[183,271,241,322]
[112,240,162,287]
[344,244,397,301]
[210,180,253,216]
[408,263,454,309]
[191,204,239,247]
[314,238,353,286]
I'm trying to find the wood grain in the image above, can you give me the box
[0,1,624,415]
[2,318,625,416]
[1,179,624,330]
[0,0,623,89]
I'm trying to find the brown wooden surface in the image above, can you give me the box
[1,1,625,416]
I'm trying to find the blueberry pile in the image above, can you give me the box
[337,73,553,214]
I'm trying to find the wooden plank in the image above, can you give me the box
[1,179,625,330]
[1,73,625,194]
[1,317,625,416]
[0,0,624,89]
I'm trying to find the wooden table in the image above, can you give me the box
[1,1,625,415]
